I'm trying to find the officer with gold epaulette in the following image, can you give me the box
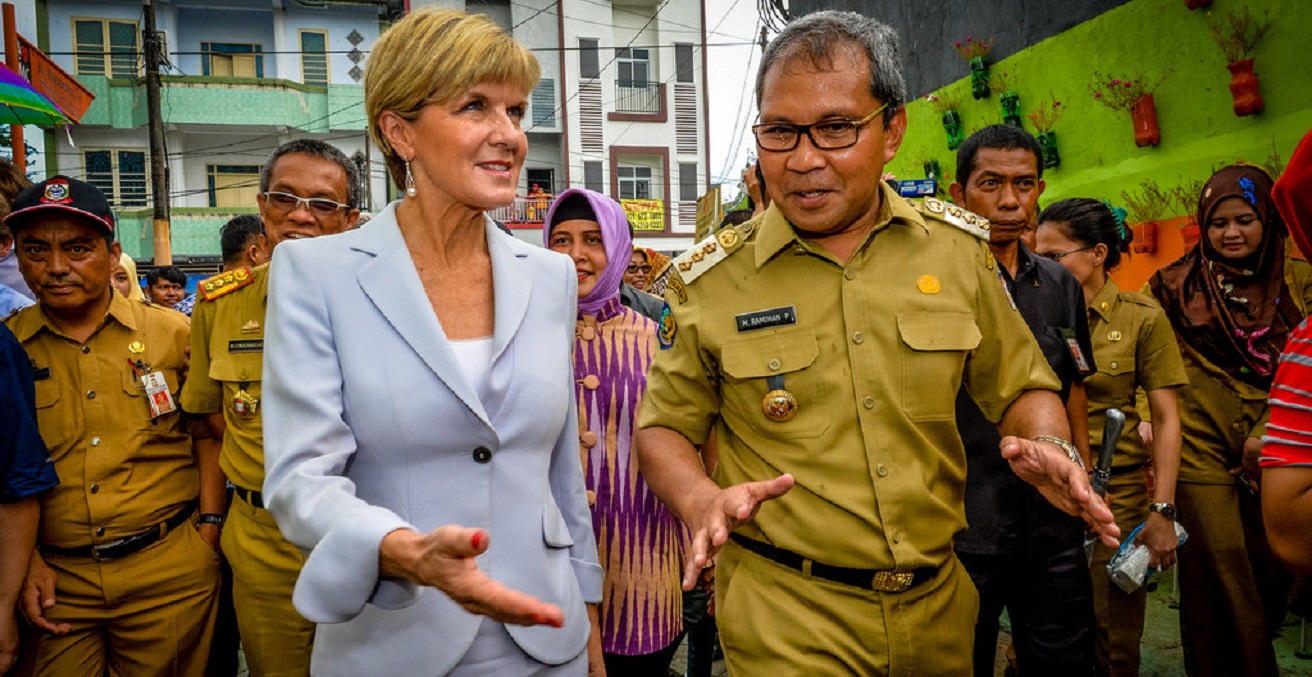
[5,176,221,676]
[633,11,1120,675]
[180,139,358,677]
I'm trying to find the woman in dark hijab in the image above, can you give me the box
[1148,163,1312,677]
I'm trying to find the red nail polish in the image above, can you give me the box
[471,532,484,549]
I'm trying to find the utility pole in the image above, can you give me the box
[144,0,170,264]
[3,3,23,175]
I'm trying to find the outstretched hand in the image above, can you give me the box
[680,474,794,590]
[381,526,564,627]
[1001,437,1120,548]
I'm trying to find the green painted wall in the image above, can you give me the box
[889,0,1308,213]
[76,77,364,132]
[115,208,258,260]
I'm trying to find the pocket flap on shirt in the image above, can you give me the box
[210,352,263,383]
[721,328,820,378]
[897,311,981,351]
[543,499,574,549]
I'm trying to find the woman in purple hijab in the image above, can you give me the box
[545,189,685,675]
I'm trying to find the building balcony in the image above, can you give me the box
[487,196,557,228]
[74,74,364,132]
[609,82,667,122]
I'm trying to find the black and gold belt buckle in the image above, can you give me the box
[871,570,915,593]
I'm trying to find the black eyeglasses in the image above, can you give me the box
[262,191,351,217]
[1039,245,1096,261]
[752,104,888,152]
[626,264,653,274]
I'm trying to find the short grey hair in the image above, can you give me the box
[755,10,907,127]
[259,138,362,208]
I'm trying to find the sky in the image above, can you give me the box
[703,0,766,199]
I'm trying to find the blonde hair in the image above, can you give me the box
[366,8,540,188]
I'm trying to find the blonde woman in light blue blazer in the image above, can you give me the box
[261,9,604,676]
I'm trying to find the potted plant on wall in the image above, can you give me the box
[1207,7,1272,117]
[989,71,1021,126]
[1121,179,1172,254]
[926,88,966,150]
[1027,96,1065,169]
[1090,71,1170,148]
[953,36,994,100]
[1171,177,1206,249]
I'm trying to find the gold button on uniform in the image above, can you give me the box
[863,396,875,409]
[768,359,782,371]
[844,270,855,281]
[876,465,888,477]
[852,332,864,344]
[1109,362,1118,370]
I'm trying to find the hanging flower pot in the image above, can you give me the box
[1131,221,1157,254]
[1036,131,1061,169]
[1000,91,1021,126]
[942,110,964,150]
[1226,58,1263,116]
[970,57,990,99]
[1185,0,1212,9]
[1131,94,1160,148]
[1181,220,1201,249]
[923,158,941,180]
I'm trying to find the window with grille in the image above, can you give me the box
[73,19,140,78]
[300,30,328,86]
[202,43,264,78]
[84,149,148,208]
[531,78,556,127]
[618,165,652,200]
[207,165,262,208]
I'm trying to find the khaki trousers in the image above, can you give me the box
[222,492,314,677]
[26,521,219,677]
[1089,471,1151,677]
[716,540,977,676]
[1176,481,1291,677]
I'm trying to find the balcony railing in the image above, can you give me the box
[486,196,556,226]
[614,81,661,113]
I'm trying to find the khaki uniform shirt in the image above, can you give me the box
[5,291,196,547]
[1150,258,1312,484]
[1084,279,1187,472]
[180,265,268,492]
[638,184,1060,570]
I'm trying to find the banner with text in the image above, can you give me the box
[622,199,665,232]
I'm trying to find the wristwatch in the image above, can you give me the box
[198,513,226,528]
[1149,502,1178,521]
[1033,435,1085,471]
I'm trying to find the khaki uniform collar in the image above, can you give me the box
[9,289,137,342]
[1088,277,1123,323]
[753,182,926,270]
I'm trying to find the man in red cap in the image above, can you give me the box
[1262,130,1312,575]
[3,176,221,676]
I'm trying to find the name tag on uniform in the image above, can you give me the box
[141,371,178,419]
[735,306,797,333]
[228,339,263,353]
[1060,328,1092,375]
[32,365,51,381]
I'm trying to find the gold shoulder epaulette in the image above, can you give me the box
[919,197,990,241]
[198,266,256,301]
[671,223,750,284]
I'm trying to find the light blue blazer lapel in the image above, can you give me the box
[354,208,493,430]
[482,217,532,422]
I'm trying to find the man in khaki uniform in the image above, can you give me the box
[635,11,1118,675]
[180,139,358,677]
[5,176,221,676]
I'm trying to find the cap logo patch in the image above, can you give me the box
[42,180,73,205]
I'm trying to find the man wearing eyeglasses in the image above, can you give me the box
[181,139,359,677]
[635,11,1117,674]
[949,124,1097,677]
